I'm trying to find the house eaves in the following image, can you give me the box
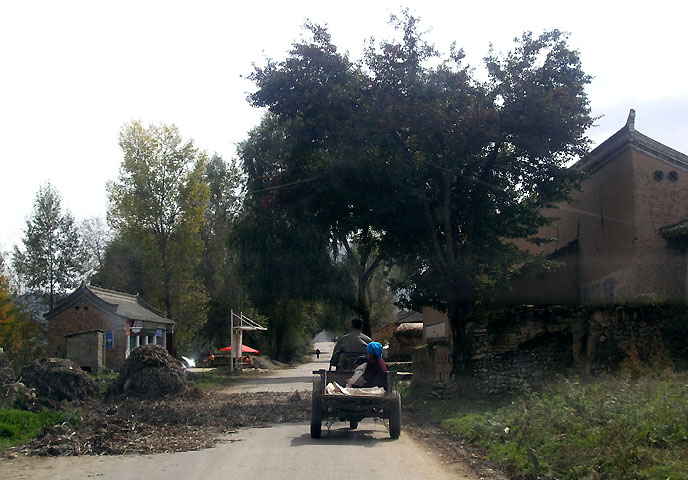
[575,109,688,174]
[44,284,174,326]
[87,285,174,325]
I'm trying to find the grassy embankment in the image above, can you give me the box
[0,409,80,448]
[405,371,688,479]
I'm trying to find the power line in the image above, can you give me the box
[245,175,326,194]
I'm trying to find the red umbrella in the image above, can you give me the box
[220,345,259,354]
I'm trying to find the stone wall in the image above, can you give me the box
[414,303,687,394]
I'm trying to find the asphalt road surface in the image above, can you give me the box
[1,342,478,480]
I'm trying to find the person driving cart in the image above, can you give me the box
[329,318,371,370]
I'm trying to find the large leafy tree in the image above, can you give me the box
[247,13,593,383]
[13,182,83,309]
[79,216,111,282]
[236,117,352,360]
[107,121,210,352]
[247,25,401,335]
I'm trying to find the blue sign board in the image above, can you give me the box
[155,328,164,338]
[105,331,114,351]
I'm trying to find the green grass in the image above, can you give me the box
[186,370,238,391]
[0,409,81,448]
[408,371,688,480]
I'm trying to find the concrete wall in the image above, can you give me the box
[63,331,104,374]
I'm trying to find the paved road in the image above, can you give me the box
[1,342,478,480]
[219,341,333,393]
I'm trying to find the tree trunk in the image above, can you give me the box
[446,284,477,396]
[357,273,372,337]
[161,248,172,319]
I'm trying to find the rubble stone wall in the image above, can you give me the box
[413,303,687,393]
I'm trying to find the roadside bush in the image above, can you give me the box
[439,372,688,480]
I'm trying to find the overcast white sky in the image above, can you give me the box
[2,1,687,251]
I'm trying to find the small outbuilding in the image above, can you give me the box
[45,284,175,371]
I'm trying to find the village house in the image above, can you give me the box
[500,109,688,306]
[416,110,688,388]
[371,310,424,361]
[45,284,175,372]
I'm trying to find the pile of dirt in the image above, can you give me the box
[251,356,282,370]
[21,358,97,405]
[13,391,311,456]
[112,344,188,399]
[0,350,15,384]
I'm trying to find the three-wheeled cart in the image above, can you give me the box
[310,368,401,439]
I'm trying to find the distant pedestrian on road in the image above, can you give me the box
[316,348,320,359]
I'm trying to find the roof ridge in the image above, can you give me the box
[576,109,688,173]
[87,284,138,300]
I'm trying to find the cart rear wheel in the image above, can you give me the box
[389,390,401,439]
[311,377,323,438]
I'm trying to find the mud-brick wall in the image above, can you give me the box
[63,331,104,374]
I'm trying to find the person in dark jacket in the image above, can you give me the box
[330,318,371,369]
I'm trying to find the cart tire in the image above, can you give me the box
[389,390,401,439]
[349,420,358,430]
[311,377,323,438]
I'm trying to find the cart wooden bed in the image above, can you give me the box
[310,368,401,439]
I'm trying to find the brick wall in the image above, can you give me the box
[502,146,688,306]
[631,150,688,301]
[47,300,126,369]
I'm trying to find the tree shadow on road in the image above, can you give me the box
[290,426,396,447]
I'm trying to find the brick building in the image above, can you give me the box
[499,109,688,305]
[45,284,175,370]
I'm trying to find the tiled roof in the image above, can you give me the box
[45,284,173,325]
[87,285,173,324]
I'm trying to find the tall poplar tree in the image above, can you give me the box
[107,121,210,352]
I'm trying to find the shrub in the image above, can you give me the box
[439,372,688,480]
